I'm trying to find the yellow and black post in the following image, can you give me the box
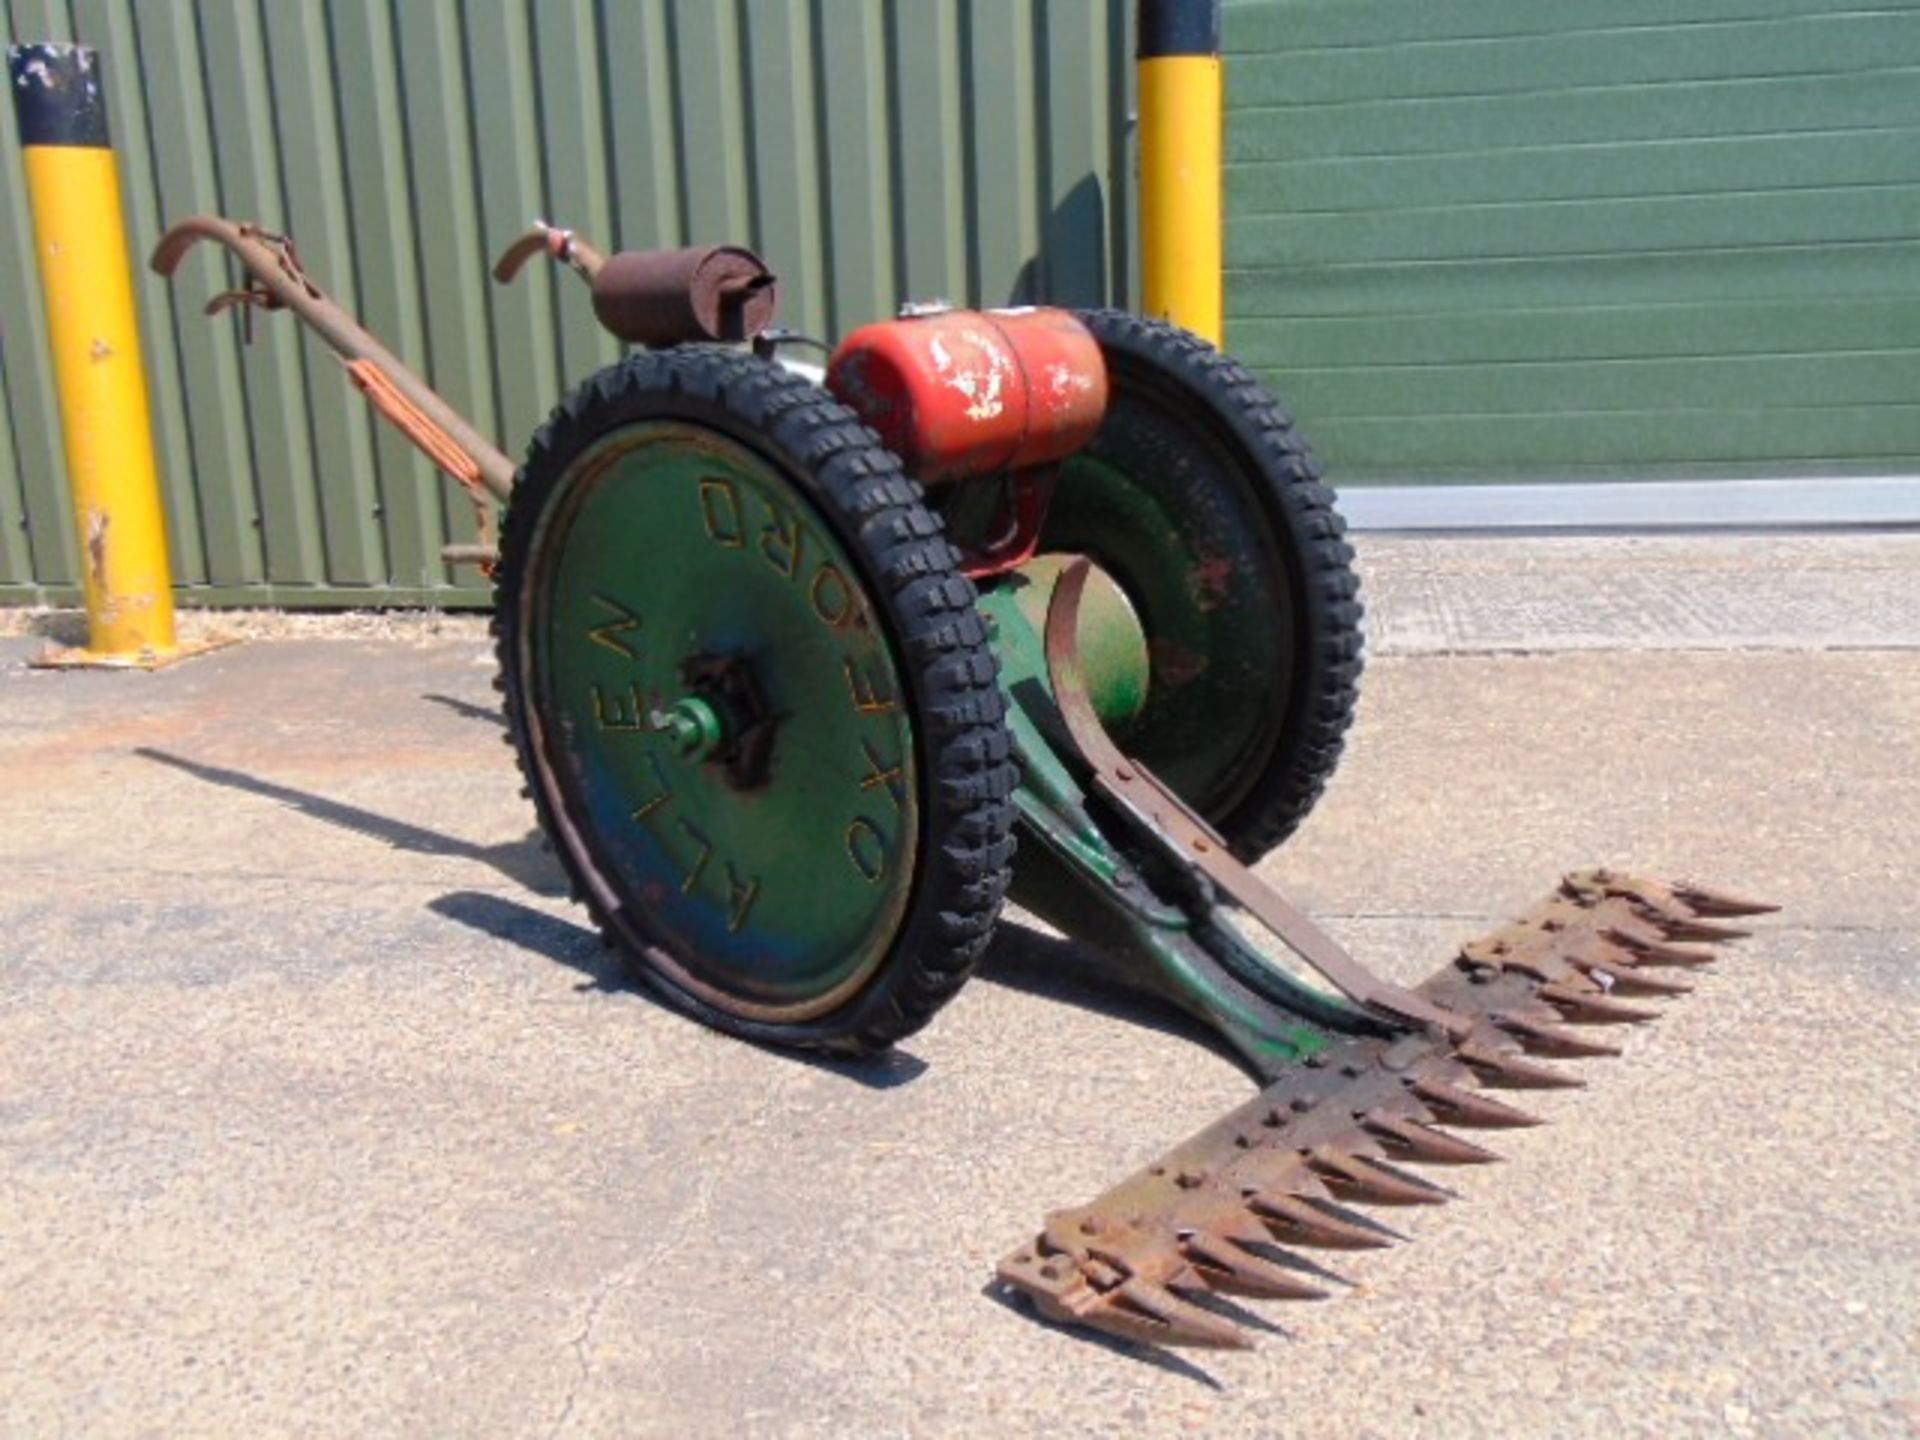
[1137,0,1224,347]
[11,41,191,667]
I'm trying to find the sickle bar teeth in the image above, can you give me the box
[996,873,1764,1351]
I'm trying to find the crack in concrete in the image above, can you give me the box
[543,1095,755,1437]
[548,1270,621,1440]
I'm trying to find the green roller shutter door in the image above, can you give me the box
[1224,0,1920,485]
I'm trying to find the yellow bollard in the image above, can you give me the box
[1137,0,1224,347]
[10,41,208,668]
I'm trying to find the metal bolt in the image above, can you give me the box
[650,695,725,759]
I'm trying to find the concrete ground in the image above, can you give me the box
[1,533,1916,1438]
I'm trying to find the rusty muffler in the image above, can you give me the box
[494,222,779,346]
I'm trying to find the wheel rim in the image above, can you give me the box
[519,420,921,1022]
[1045,405,1294,820]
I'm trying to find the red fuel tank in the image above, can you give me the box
[825,307,1107,484]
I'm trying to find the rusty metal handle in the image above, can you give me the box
[492,222,608,286]
[151,215,517,506]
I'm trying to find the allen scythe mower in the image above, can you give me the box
[153,215,1772,1352]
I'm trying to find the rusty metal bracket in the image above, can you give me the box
[1043,557,1467,1040]
[956,467,1059,580]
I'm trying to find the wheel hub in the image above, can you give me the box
[651,693,725,761]
[675,651,776,788]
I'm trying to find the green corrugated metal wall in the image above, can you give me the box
[0,0,1132,606]
[1224,0,1920,484]
[10,2,1917,605]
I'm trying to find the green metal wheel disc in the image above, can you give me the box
[519,420,921,1023]
[1024,309,1364,861]
[1045,444,1291,819]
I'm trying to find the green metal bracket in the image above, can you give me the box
[979,577,1384,1082]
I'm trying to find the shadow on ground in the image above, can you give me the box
[1,610,88,645]
[129,738,1241,1107]
[422,692,506,727]
[974,923,1245,1067]
[137,747,567,896]
[130,734,1291,1384]
[132,747,956,1092]
[427,889,931,1091]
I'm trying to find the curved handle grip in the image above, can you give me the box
[149,214,250,278]
[492,221,606,285]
